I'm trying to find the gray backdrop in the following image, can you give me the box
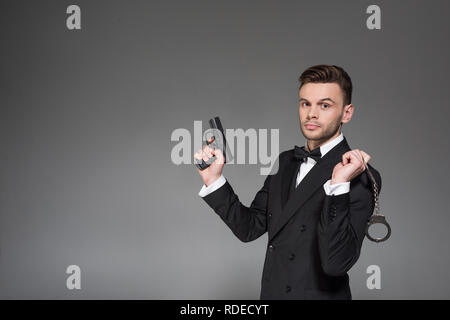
[1,0,449,299]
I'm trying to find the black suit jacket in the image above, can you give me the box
[202,137,382,300]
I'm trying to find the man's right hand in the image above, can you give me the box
[194,141,225,187]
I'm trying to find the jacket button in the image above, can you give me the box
[285,285,291,293]
[289,253,295,261]
[268,244,274,252]
[300,225,307,232]
[268,213,272,218]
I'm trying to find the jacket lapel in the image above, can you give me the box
[269,137,351,242]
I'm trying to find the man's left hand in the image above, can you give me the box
[330,149,371,184]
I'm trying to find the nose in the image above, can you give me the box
[307,105,319,119]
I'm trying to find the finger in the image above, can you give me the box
[342,152,352,165]
[194,150,203,160]
[351,150,366,171]
[204,148,211,159]
[355,150,366,165]
[354,150,370,168]
[202,144,211,153]
[212,148,224,164]
[351,149,363,161]
[355,150,366,171]
[349,150,364,164]
[201,148,211,162]
[360,150,371,163]
[202,152,210,162]
[203,145,214,158]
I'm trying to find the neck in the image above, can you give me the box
[306,129,341,151]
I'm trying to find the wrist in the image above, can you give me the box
[330,178,348,185]
[205,175,220,187]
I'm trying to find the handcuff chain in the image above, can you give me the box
[361,153,390,243]
[362,158,381,215]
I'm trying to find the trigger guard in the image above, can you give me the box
[194,155,216,170]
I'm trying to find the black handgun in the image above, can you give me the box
[194,117,228,170]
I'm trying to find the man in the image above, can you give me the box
[193,64,382,300]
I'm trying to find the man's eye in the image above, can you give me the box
[301,102,309,107]
[322,104,329,108]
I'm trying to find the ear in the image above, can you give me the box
[341,103,354,124]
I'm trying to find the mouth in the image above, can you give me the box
[305,123,320,130]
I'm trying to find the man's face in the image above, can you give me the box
[298,82,352,146]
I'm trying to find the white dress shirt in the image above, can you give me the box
[199,132,350,197]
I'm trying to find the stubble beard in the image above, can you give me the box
[300,118,342,147]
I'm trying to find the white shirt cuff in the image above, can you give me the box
[323,179,350,196]
[198,175,227,197]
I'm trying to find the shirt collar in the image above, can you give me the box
[304,131,344,159]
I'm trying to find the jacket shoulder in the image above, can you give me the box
[263,149,294,176]
[279,148,295,161]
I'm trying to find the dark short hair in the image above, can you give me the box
[298,64,353,106]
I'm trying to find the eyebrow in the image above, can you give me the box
[299,97,336,104]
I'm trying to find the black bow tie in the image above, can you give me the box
[294,145,322,163]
